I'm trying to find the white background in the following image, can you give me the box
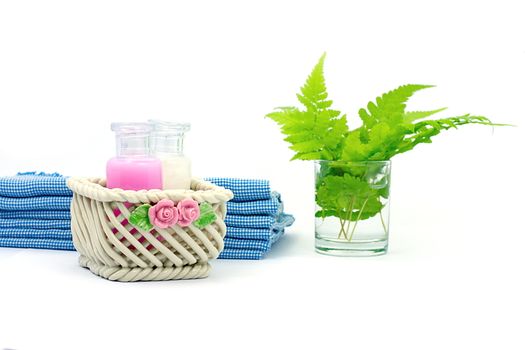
[1,1,524,349]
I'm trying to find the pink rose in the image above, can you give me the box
[148,199,179,229]
[177,199,200,227]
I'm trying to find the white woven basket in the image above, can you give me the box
[67,177,233,282]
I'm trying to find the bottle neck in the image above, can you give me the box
[151,133,185,156]
[115,133,151,157]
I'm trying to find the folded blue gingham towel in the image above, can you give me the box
[223,237,272,252]
[0,210,71,220]
[226,195,280,215]
[223,227,285,252]
[0,172,72,197]
[0,237,74,251]
[218,249,266,260]
[225,215,275,229]
[206,178,271,202]
[218,212,293,259]
[0,228,72,240]
[0,219,71,230]
[225,213,295,239]
[0,196,71,211]
[218,223,287,260]
[225,227,276,240]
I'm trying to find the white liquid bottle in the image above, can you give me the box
[149,120,192,190]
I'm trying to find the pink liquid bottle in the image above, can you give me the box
[106,122,163,191]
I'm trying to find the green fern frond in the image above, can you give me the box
[266,54,509,164]
[296,53,332,112]
[393,115,500,156]
[359,84,434,129]
[404,107,447,123]
[265,53,349,161]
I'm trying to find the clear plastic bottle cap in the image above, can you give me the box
[149,120,191,155]
[111,122,153,157]
[149,120,190,134]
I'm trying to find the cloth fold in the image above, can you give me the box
[0,172,72,197]
[218,248,266,260]
[0,210,71,220]
[225,213,294,240]
[225,215,275,229]
[226,195,280,215]
[221,212,293,260]
[223,237,272,251]
[0,196,72,211]
[0,228,72,240]
[0,219,71,230]
[0,237,74,251]
[206,178,271,202]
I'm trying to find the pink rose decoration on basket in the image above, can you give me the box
[177,198,200,227]
[148,199,179,229]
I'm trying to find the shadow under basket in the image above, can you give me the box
[66,178,233,282]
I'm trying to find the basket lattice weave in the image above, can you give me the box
[67,177,233,282]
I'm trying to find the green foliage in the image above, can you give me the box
[129,204,152,231]
[358,84,433,129]
[266,53,507,231]
[315,173,384,222]
[403,107,447,123]
[194,202,217,229]
[266,53,348,160]
[394,115,499,156]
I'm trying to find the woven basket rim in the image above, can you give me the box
[67,177,233,203]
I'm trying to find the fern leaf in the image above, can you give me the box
[404,107,447,123]
[296,53,333,112]
[265,53,349,161]
[359,84,434,128]
[266,107,299,125]
[393,114,499,156]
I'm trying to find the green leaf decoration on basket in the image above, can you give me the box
[194,202,217,229]
[129,204,153,231]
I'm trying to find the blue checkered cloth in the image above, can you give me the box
[218,249,266,260]
[225,213,295,240]
[223,237,272,251]
[0,238,75,251]
[218,230,287,260]
[205,178,271,202]
[0,172,72,197]
[0,228,72,240]
[221,210,293,260]
[225,215,275,229]
[218,212,293,259]
[219,229,286,259]
[226,195,280,215]
[0,196,71,211]
[0,219,71,230]
[226,227,276,240]
[0,210,71,220]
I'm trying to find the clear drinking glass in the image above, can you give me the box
[314,160,391,256]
